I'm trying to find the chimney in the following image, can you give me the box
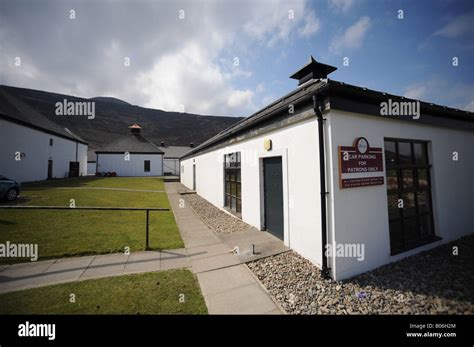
[290,56,337,86]
[190,143,194,148]
[128,123,142,134]
[160,141,165,147]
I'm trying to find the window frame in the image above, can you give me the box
[384,138,439,255]
[144,160,151,172]
[223,152,242,215]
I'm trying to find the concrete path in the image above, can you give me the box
[165,182,285,314]
[0,249,188,294]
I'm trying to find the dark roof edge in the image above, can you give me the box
[0,112,88,145]
[328,80,474,122]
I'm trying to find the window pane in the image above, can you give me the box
[417,191,431,214]
[387,193,400,220]
[417,169,429,190]
[230,182,236,195]
[384,141,397,166]
[225,181,230,194]
[237,171,241,182]
[403,218,419,246]
[231,196,236,209]
[389,221,403,253]
[237,183,241,198]
[398,142,412,165]
[225,194,230,207]
[386,169,398,191]
[413,143,427,165]
[236,198,241,212]
[402,170,414,190]
[401,192,416,217]
[419,214,434,238]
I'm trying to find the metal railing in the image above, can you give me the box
[0,206,169,250]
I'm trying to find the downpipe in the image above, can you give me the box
[313,93,331,279]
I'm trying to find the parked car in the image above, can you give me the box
[0,175,21,201]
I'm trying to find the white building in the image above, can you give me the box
[0,90,88,183]
[158,143,193,176]
[180,57,474,280]
[96,123,164,176]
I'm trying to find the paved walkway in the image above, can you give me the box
[0,249,188,294]
[165,182,285,314]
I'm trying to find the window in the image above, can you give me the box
[49,139,53,146]
[144,160,150,172]
[224,152,241,213]
[384,139,436,255]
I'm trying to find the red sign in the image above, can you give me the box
[338,137,384,189]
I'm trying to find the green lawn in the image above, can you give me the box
[23,177,166,190]
[0,178,183,264]
[0,270,208,314]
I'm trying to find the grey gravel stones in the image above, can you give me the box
[184,193,256,234]
[247,235,474,315]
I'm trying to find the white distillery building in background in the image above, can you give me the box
[0,89,88,183]
[158,142,194,176]
[96,123,164,176]
[180,57,474,280]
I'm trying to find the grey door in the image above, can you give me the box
[263,157,284,240]
[192,164,196,190]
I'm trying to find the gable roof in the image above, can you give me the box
[158,146,192,159]
[95,133,164,154]
[0,88,88,144]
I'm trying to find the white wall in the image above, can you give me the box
[181,117,323,266]
[97,153,163,176]
[326,110,474,280]
[163,158,180,175]
[0,119,88,182]
[87,162,96,175]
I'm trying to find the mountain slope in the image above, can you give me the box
[0,85,243,151]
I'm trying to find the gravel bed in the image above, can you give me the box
[184,193,257,234]
[247,235,474,314]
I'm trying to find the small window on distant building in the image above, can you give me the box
[144,160,151,172]
[49,139,53,146]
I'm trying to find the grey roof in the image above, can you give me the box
[87,149,97,162]
[96,133,164,154]
[158,146,193,159]
[0,88,87,144]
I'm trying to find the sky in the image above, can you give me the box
[0,0,473,117]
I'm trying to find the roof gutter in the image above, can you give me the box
[313,93,330,279]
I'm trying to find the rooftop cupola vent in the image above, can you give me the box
[128,123,142,134]
[290,56,337,86]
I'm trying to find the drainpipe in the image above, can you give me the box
[313,93,330,279]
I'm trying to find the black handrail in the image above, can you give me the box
[0,206,169,250]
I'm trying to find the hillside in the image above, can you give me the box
[0,85,242,151]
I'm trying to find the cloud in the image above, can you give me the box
[403,77,474,111]
[298,12,320,37]
[0,0,318,117]
[464,100,474,112]
[328,0,356,12]
[433,11,474,38]
[329,16,371,54]
[404,83,429,100]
